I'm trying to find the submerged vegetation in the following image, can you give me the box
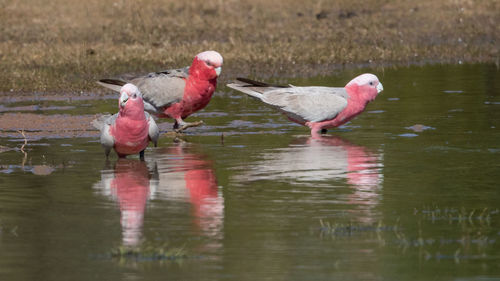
[110,241,187,263]
[319,206,499,263]
[1,0,499,93]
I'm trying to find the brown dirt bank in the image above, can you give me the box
[0,0,498,93]
[0,112,175,140]
[0,113,98,139]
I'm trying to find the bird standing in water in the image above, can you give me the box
[98,51,223,132]
[92,83,159,159]
[227,73,383,138]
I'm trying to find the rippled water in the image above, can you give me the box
[1,64,499,280]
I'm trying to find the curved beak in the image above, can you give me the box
[215,66,222,77]
[119,91,129,107]
[377,82,384,94]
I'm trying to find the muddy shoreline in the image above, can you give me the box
[1,61,499,142]
[1,0,499,141]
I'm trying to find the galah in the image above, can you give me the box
[97,51,223,132]
[92,83,160,159]
[227,73,383,137]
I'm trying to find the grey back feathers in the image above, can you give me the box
[227,78,349,123]
[97,67,189,112]
[157,66,190,77]
[130,73,186,109]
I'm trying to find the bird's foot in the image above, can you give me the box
[163,130,188,143]
[173,136,187,143]
[174,120,204,133]
[104,158,112,170]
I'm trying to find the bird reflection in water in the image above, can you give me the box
[93,144,223,250]
[93,159,155,246]
[316,136,383,201]
[233,135,383,222]
[153,144,223,250]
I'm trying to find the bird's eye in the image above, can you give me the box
[206,61,213,67]
[369,82,374,86]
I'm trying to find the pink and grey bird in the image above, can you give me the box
[227,73,383,137]
[92,83,160,159]
[98,51,223,132]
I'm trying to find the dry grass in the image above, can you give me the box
[0,0,498,93]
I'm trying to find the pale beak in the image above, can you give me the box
[215,66,222,76]
[377,82,384,93]
[119,91,129,107]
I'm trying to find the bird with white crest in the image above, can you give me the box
[227,73,383,138]
[98,51,223,132]
[92,83,160,159]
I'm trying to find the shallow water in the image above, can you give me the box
[1,64,500,280]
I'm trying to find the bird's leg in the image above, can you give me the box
[139,150,145,161]
[310,128,324,139]
[104,148,111,159]
[308,123,326,139]
[174,118,204,133]
[104,158,112,170]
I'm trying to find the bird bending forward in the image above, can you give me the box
[92,84,160,159]
[98,51,223,132]
[227,73,383,138]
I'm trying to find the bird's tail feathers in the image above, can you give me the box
[97,79,127,92]
[227,78,288,99]
[91,114,112,131]
[226,82,264,99]
[91,119,104,131]
[236,77,288,88]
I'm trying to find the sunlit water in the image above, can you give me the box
[1,64,499,280]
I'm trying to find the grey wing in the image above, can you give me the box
[92,114,117,149]
[145,112,160,144]
[262,87,349,123]
[97,66,189,109]
[130,73,186,109]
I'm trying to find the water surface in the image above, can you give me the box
[1,64,499,280]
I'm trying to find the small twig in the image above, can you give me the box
[173,136,187,144]
[174,120,204,133]
[17,130,27,153]
[17,130,28,169]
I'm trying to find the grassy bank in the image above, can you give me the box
[1,0,498,93]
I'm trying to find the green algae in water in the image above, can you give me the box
[110,242,187,262]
